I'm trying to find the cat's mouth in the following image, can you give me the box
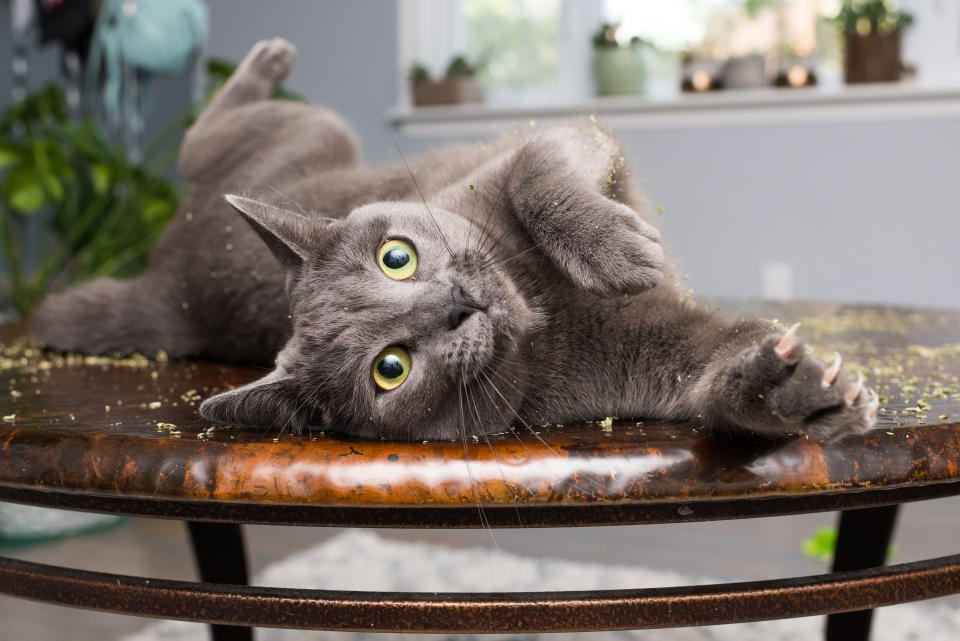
[451,283,531,388]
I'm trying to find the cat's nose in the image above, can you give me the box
[447,285,484,330]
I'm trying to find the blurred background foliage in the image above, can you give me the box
[0,84,179,317]
[0,59,302,319]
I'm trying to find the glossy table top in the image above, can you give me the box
[1,301,959,516]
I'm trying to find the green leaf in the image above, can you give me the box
[802,525,898,563]
[0,145,22,169]
[4,167,48,213]
[90,163,112,195]
[801,526,838,562]
[142,196,176,225]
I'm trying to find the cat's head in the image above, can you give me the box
[199,195,540,440]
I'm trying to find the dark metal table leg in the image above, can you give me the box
[186,522,252,641]
[825,505,900,641]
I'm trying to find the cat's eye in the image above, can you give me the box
[373,346,411,390]
[378,239,417,280]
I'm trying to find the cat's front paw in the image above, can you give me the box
[714,324,879,441]
[561,201,665,297]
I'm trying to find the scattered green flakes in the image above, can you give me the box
[599,417,614,430]
[2,414,15,423]
[795,311,926,338]
[156,422,181,437]
[148,401,162,409]
[197,425,218,440]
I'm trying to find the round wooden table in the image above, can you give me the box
[1,301,959,641]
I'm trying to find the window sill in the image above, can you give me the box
[388,83,960,137]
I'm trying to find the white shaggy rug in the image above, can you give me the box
[121,530,960,641]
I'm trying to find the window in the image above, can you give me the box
[396,0,960,110]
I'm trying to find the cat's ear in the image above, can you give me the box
[199,370,314,433]
[224,194,334,270]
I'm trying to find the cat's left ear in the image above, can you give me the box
[199,369,315,433]
[224,194,335,271]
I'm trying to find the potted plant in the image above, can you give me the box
[591,23,648,97]
[834,0,913,84]
[410,56,484,107]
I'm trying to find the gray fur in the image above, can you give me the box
[30,39,876,442]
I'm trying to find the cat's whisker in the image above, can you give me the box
[479,369,605,499]
[264,182,310,217]
[468,375,525,524]
[389,131,455,258]
[494,243,541,267]
[458,377,501,567]
[474,134,568,265]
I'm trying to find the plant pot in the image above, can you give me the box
[411,78,484,107]
[723,54,767,90]
[844,31,902,84]
[592,46,646,97]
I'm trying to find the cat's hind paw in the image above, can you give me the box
[234,37,296,95]
[714,323,879,441]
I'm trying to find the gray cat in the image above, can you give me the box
[31,39,878,442]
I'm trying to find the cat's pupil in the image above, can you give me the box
[383,248,409,270]
[377,354,404,379]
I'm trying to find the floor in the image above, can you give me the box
[1,496,958,641]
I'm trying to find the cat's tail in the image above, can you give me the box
[30,275,196,357]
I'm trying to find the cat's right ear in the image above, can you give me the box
[224,194,334,271]
[199,369,314,433]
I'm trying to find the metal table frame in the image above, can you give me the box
[2,481,959,641]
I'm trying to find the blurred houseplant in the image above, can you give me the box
[591,23,649,97]
[0,84,179,319]
[834,0,913,84]
[0,60,303,320]
[410,56,485,107]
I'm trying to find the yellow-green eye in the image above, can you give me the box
[378,239,417,280]
[373,346,411,390]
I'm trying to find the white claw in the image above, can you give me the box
[866,389,880,422]
[845,371,864,406]
[774,322,801,359]
[821,351,842,388]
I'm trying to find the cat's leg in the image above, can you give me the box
[684,320,879,440]
[507,126,665,297]
[194,38,296,129]
[179,38,359,183]
[30,274,198,357]
[178,38,296,179]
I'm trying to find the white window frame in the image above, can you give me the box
[396,0,601,108]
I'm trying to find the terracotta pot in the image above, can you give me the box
[411,78,484,106]
[844,31,902,84]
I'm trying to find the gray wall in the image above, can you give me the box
[206,0,399,164]
[621,118,960,308]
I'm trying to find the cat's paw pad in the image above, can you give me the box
[243,38,296,84]
[725,323,879,440]
[566,202,664,297]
